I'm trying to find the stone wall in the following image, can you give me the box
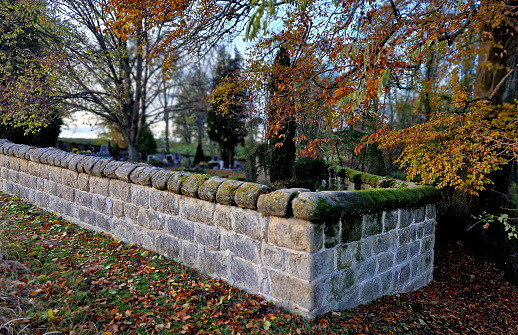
[0,139,440,318]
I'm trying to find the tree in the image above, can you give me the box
[268,46,297,183]
[0,0,68,132]
[208,49,247,168]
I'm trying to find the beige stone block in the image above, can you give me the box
[269,217,323,252]
[180,197,215,225]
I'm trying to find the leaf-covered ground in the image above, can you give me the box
[1,192,517,335]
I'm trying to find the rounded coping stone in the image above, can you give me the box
[215,180,244,206]
[91,158,113,177]
[7,143,19,156]
[75,155,93,173]
[115,163,140,182]
[198,176,227,202]
[67,154,87,172]
[24,147,37,160]
[292,192,340,221]
[167,171,192,194]
[102,160,124,179]
[83,156,102,174]
[257,188,310,217]
[321,191,356,216]
[58,152,75,169]
[181,174,209,198]
[50,150,69,167]
[1,141,15,155]
[234,182,270,210]
[29,147,51,163]
[136,166,162,186]
[129,166,147,184]
[39,148,56,164]
[13,144,31,158]
[150,169,174,190]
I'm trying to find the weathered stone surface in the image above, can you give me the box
[167,171,192,194]
[377,252,394,273]
[115,163,139,182]
[181,241,198,268]
[359,277,381,304]
[151,170,174,190]
[325,220,340,248]
[221,233,261,263]
[135,166,161,186]
[82,157,102,175]
[149,189,178,215]
[131,184,150,208]
[363,213,383,238]
[383,210,398,232]
[67,155,86,172]
[180,197,215,225]
[355,239,373,262]
[109,179,131,202]
[269,217,323,252]
[355,258,377,283]
[422,220,435,237]
[90,176,110,196]
[261,242,286,271]
[425,204,436,221]
[235,182,270,210]
[181,174,209,198]
[214,204,235,230]
[199,250,228,278]
[286,249,334,281]
[341,216,362,243]
[269,271,324,311]
[124,203,139,222]
[62,169,79,188]
[132,227,154,251]
[337,244,355,270]
[112,200,125,218]
[43,179,57,196]
[129,166,147,184]
[91,159,112,177]
[102,161,124,179]
[77,173,90,192]
[96,213,112,232]
[92,194,113,216]
[78,206,96,226]
[233,208,266,240]
[216,180,243,206]
[230,258,263,292]
[165,216,194,242]
[258,189,309,217]
[75,190,93,207]
[194,224,220,250]
[137,208,164,230]
[325,269,355,301]
[155,234,182,259]
[198,177,226,202]
[399,209,413,228]
[57,184,75,202]
[292,192,340,222]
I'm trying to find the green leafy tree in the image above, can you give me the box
[138,128,157,159]
[208,49,247,168]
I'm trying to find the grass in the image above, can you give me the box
[1,192,517,334]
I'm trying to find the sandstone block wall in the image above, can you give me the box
[0,140,439,318]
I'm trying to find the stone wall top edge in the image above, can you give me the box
[0,139,440,220]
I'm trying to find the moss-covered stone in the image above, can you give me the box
[136,166,162,186]
[199,177,227,202]
[102,161,124,179]
[215,180,243,205]
[167,171,192,194]
[181,174,209,198]
[129,166,146,184]
[257,189,309,217]
[341,215,362,243]
[151,169,174,190]
[292,192,340,222]
[234,182,270,210]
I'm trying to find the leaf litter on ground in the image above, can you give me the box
[0,192,517,334]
